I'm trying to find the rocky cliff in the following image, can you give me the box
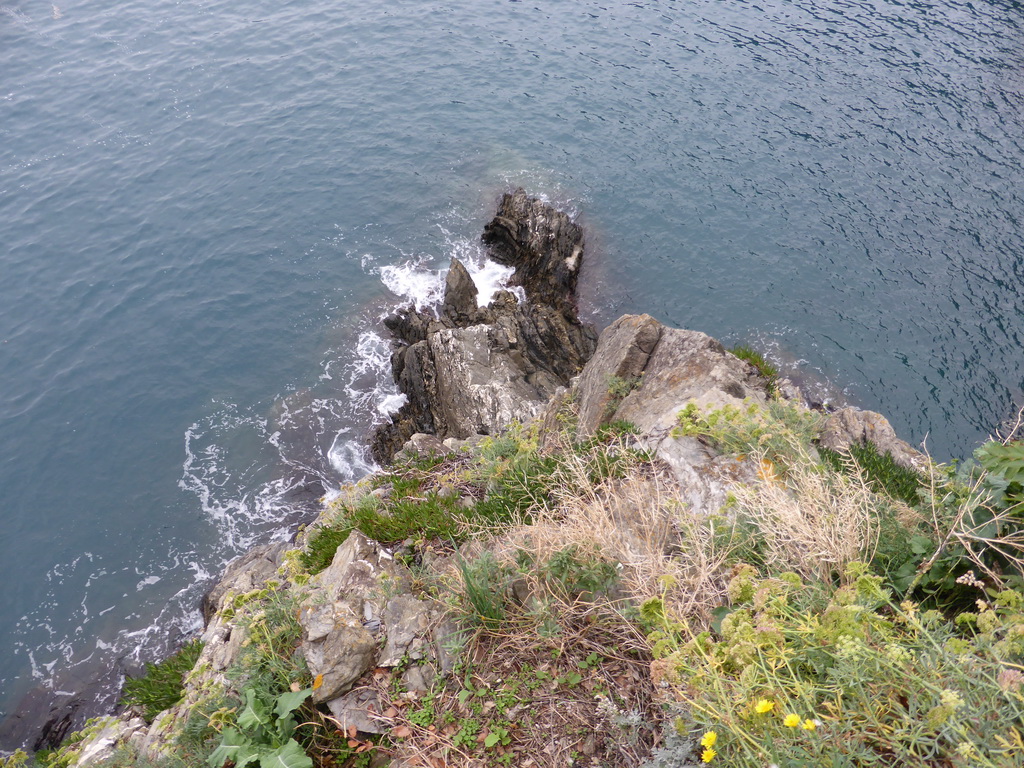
[30,192,931,768]
[369,189,598,463]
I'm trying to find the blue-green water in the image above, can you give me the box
[2,0,1023,743]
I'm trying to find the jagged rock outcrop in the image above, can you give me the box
[569,313,773,516]
[43,193,943,767]
[200,541,290,624]
[370,189,598,463]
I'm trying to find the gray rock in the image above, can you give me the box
[574,315,767,443]
[201,541,289,625]
[304,620,377,703]
[611,323,768,439]
[820,407,925,470]
[575,313,663,436]
[370,190,597,463]
[379,594,435,667]
[201,616,247,672]
[398,432,451,459]
[299,532,412,702]
[68,716,147,768]
[426,324,553,439]
[441,258,480,325]
[401,663,437,695]
[570,315,768,513]
[326,688,387,735]
[431,617,464,677]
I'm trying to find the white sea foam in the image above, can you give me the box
[15,213,535,727]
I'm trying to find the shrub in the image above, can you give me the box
[206,687,313,768]
[650,564,1024,767]
[121,639,204,722]
[675,400,824,473]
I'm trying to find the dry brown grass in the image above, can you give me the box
[729,451,881,581]
[490,437,735,628]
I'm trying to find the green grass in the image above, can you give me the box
[121,639,204,722]
[818,442,924,505]
[301,447,552,576]
[729,345,780,396]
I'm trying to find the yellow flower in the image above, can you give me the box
[700,731,718,748]
[801,719,816,731]
[754,699,775,714]
[701,747,717,763]
[783,713,801,728]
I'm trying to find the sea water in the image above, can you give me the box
[2,0,1023,744]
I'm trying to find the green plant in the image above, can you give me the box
[901,440,1024,611]
[976,439,1024,509]
[0,750,29,768]
[653,564,1024,766]
[818,442,924,506]
[459,551,511,628]
[206,687,313,768]
[453,718,482,749]
[675,399,824,473]
[121,639,204,722]
[300,437,548,577]
[299,525,351,575]
[729,345,780,397]
[225,586,307,708]
[605,375,643,416]
[484,725,511,749]
[537,544,619,602]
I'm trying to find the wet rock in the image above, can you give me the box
[441,258,480,326]
[0,660,123,753]
[820,407,925,470]
[481,187,585,314]
[370,189,597,463]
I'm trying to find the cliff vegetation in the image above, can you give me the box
[7,193,1024,768]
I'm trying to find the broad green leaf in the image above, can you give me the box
[277,713,297,742]
[258,738,313,768]
[484,732,501,748]
[238,689,272,736]
[207,728,259,768]
[909,535,934,556]
[274,688,312,720]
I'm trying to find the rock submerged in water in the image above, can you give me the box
[370,188,598,463]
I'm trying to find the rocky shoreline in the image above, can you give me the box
[369,189,597,463]
[10,191,933,767]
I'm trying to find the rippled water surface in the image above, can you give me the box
[2,0,1023,744]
